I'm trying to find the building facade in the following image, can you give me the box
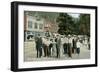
[24,12,45,41]
[24,11,59,41]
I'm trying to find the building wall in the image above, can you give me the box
[24,12,59,41]
[24,14,45,41]
[26,15,44,32]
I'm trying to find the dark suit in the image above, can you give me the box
[35,37,42,58]
[63,43,68,54]
[49,43,53,57]
[72,39,76,53]
[56,38,61,58]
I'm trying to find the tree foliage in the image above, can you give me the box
[79,14,90,36]
[56,13,90,36]
[56,13,75,35]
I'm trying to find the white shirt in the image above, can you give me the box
[68,38,72,44]
[42,38,50,46]
[65,37,68,43]
[76,41,81,48]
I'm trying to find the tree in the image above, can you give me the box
[72,18,80,35]
[79,14,90,36]
[56,13,74,35]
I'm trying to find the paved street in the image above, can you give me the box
[24,41,90,62]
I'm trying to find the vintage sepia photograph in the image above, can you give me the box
[24,11,90,62]
[11,2,97,71]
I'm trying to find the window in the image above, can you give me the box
[39,24,43,29]
[34,23,38,29]
[27,31,30,34]
[36,18,41,21]
[28,21,33,29]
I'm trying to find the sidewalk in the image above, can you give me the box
[24,41,90,62]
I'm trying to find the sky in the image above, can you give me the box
[68,13,80,18]
[25,11,80,19]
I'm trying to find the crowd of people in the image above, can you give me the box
[35,34,90,58]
